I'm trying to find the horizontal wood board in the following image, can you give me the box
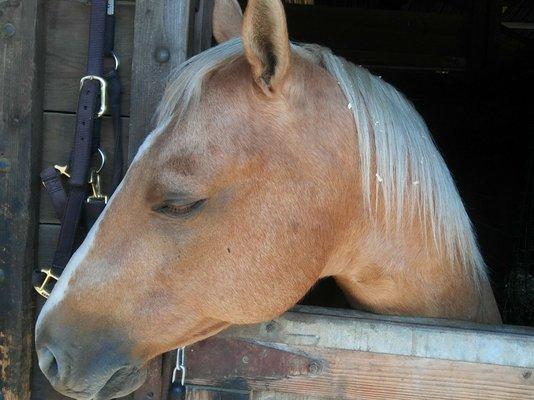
[184,308,534,399]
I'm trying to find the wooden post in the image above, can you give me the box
[191,0,214,55]
[128,0,195,162]
[129,1,194,399]
[0,0,45,399]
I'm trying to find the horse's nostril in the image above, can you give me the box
[38,347,60,383]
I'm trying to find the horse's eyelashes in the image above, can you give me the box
[154,199,206,218]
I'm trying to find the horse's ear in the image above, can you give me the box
[213,0,243,44]
[242,0,291,95]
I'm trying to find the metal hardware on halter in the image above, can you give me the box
[87,148,108,203]
[80,75,107,118]
[94,148,106,174]
[87,169,108,204]
[172,347,186,387]
[34,268,60,299]
[107,0,115,16]
[110,51,120,70]
[54,164,71,178]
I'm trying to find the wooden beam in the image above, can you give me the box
[185,306,534,399]
[0,0,45,399]
[129,1,194,398]
[129,0,195,162]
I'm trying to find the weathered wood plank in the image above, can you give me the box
[193,345,534,399]
[0,0,45,399]
[191,0,214,55]
[219,307,534,368]
[44,0,134,114]
[39,112,129,224]
[185,387,249,400]
[251,392,329,400]
[185,308,534,399]
[128,0,195,161]
[37,224,59,271]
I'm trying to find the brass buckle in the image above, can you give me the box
[34,268,60,299]
[80,75,107,118]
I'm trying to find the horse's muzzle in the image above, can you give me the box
[35,321,147,400]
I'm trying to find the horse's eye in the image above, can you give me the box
[154,199,205,217]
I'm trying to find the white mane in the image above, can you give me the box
[154,38,486,282]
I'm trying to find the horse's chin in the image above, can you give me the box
[54,364,148,400]
[92,365,148,400]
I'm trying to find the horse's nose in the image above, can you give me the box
[37,345,62,386]
[35,316,147,399]
[35,328,81,393]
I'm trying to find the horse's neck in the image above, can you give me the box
[323,222,501,324]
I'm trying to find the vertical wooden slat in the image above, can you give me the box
[128,0,195,162]
[129,0,194,399]
[191,0,214,55]
[0,0,45,399]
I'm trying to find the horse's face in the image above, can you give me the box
[35,1,356,399]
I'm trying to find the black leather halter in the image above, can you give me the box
[35,0,123,299]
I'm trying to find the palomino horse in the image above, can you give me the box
[36,0,502,398]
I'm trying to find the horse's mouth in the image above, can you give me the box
[52,364,148,400]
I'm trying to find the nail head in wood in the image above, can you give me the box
[154,46,170,63]
[2,23,15,38]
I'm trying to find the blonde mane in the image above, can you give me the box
[154,38,486,282]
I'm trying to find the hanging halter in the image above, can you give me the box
[34,0,123,299]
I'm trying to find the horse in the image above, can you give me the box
[35,0,502,398]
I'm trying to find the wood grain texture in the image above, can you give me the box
[185,308,534,399]
[39,112,129,224]
[44,0,134,114]
[191,0,214,55]
[128,0,194,161]
[185,387,248,400]
[192,346,534,399]
[218,307,534,368]
[250,391,331,400]
[0,0,45,399]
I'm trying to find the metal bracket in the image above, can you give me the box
[34,268,60,299]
